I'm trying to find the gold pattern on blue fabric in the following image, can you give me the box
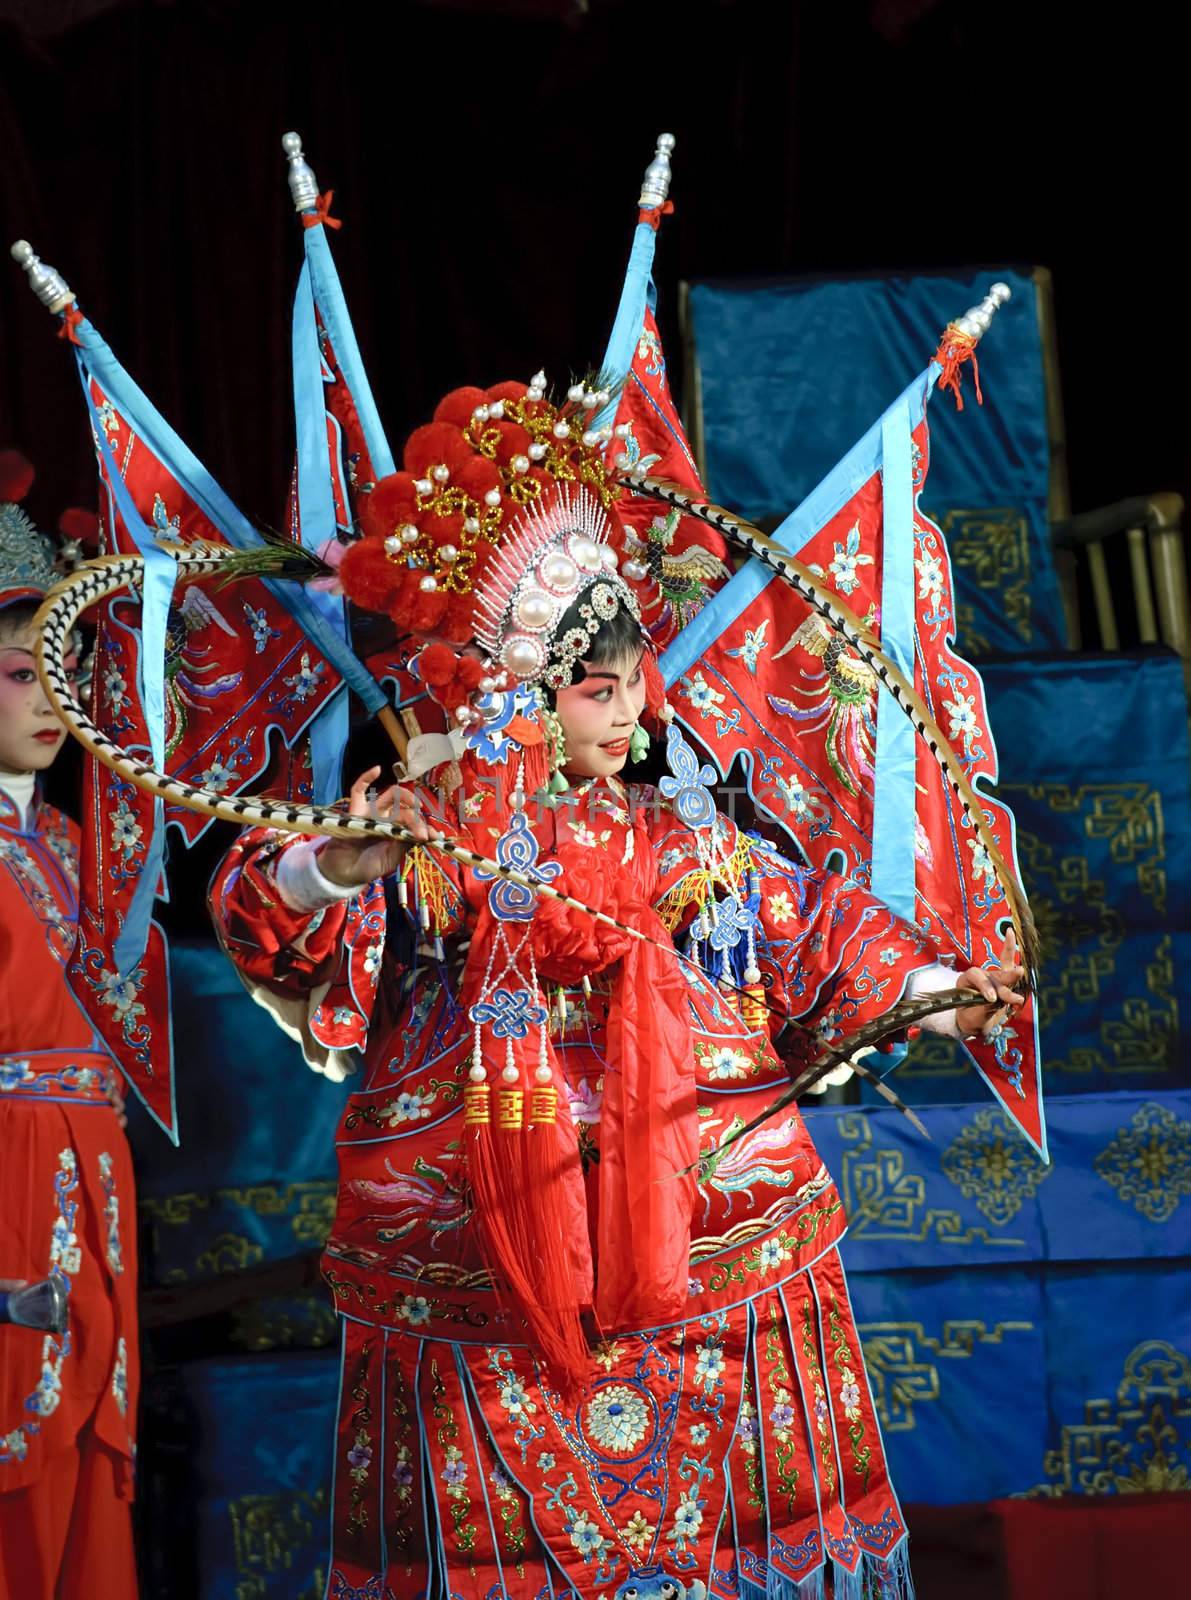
[1005,782,1174,1078]
[1024,1340,1191,1496]
[229,1295,339,1352]
[140,1181,337,1282]
[836,1113,1028,1247]
[933,507,1033,655]
[226,1489,328,1596]
[939,1107,1052,1226]
[898,780,1175,1083]
[1094,1100,1191,1224]
[940,507,1032,653]
[858,1320,1034,1431]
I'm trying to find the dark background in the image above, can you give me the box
[1,0,1185,541]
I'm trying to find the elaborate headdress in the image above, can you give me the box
[335,376,649,726]
[0,449,96,611]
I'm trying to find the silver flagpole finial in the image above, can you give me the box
[954,281,1012,342]
[638,132,676,209]
[281,131,319,213]
[10,240,76,314]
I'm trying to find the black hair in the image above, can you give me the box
[554,593,646,684]
[0,599,40,645]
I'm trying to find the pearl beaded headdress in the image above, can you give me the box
[337,374,645,710]
[473,485,641,691]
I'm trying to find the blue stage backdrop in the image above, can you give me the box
[886,650,1189,1107]
[806,1090,1191,1505]
[688,267,1064,658]
[131,939,347,1295]
[129,940,348,1598]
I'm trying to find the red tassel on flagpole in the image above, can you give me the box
[932,323,983,411]
[637,199,675,231]
[57,305,84,345]
[301,190,342,231]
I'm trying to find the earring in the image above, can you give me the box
[541,705,570,794]
[629,723,651,763]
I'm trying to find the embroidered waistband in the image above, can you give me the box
[0,1051,114,1106]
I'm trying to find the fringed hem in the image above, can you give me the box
[737,1541,914,1600]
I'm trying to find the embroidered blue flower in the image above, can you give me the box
[568,1511,607,1558]
[693,1339,726,1389]
[0,1059,33,1092]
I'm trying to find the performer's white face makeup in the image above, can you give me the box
[554,648,646,779]
[0,616,76,775]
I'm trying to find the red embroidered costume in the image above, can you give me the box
[210,381,970,1600]
[0,458,138,1598]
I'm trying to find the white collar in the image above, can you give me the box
[0,771,36,830]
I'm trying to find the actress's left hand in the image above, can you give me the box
[954,931,1027,1038]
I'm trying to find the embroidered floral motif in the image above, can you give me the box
[622,1509,656,1551]
[755,1236,793,1275]
[344,1339,374,1538]
[567,1509,609,1559]
[499,1377,535,1420]
[391,1444,414,1499]
[395,1294,432,1327]
[0,837,72,957]
[441,1444,467,1493]
[0,1059,34,1092]
[103,661,130,718]
[94,966,146,1027]
[827,1292,872,1493]
[200,757,239,794]
[379,1091,433,1125]
[667,1487,704,1549]
[683,672,725,718]
[699,1045,752,1082]
[764,1304,801,1517]
[827,524,875,596]
[488,1464,528,1560]
[108,799,143,862]
[111,1337,128,1416]
[736,1380,763,1509]
[706,1199,843,1295]
[585,1384,650,1453]
[3,1149,81,1465]
[693,1337,726,1391]
[98,1152,123,1276]
[799,1292,837,1499]
[767,889,795,925]
[571,822,612,850]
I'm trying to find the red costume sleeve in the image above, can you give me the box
[645,794,941,1054]
[208,828,350,997]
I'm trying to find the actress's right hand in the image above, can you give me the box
[317,767,437,889]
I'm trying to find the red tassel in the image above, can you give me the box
[57,305,84,346]
[301,190,342,230]
[933,324,983,411]
[638,199,675,231]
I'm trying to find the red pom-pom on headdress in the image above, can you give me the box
[0,450,34,504]
[338,538,405,611]
[433,387,489,428]
[357,473,418,541]
[58,507,100,549]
